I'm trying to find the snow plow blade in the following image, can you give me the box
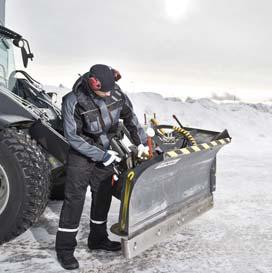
[111,129,231,258]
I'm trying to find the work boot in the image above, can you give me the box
[57,253,79,270]
[88,221,121,251]
[88,237,121,252]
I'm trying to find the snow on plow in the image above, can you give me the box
[111,124,231,258]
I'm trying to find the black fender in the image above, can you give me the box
[29,119,69,164]
[0,114,34,130]
[0,116,69,164]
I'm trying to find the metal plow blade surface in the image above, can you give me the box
[111,137,231,258]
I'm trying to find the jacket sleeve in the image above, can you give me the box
[120,93,147,146]
[62,93,106,161]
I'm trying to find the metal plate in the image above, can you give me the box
[127,148,220,236]
[122,194,213,258]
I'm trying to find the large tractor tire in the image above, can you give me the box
[0,128,50,244]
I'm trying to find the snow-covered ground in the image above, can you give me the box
[0,92,272,273]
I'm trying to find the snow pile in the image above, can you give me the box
[43,84,70,95]
[43,84,70,105]
[128,92,272,155]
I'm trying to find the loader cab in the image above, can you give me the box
[0,25,36,95]
[0,38,15,88]
[0,25,63,130]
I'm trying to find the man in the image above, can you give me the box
[55,64,148,270]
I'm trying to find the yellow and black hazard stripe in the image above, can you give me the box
[166,137,231,158]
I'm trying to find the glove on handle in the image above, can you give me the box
[103,150,121,166]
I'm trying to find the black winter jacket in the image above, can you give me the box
[62,74,147,162]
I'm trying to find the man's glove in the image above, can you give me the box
[103,150,122,166]
[137,144,149,158]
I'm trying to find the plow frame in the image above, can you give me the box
[111,126,231,258]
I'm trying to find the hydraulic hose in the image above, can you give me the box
[150,118,166,135]
[150,118,197,146]
[172,126,197,146]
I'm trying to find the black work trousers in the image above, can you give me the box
[55,151,114,255]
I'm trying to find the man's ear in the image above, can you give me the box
[88,77,101,91]
[112,69,121,81]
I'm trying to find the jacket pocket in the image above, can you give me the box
[90,120,99,131]
[82,110,103,134]
[86,119,102,134]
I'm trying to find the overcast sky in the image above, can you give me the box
[6,0,272,101]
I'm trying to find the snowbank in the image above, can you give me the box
[128,92,272,155]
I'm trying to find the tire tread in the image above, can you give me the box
[0,128,50,244]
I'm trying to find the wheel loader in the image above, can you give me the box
[0,0,231,258]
